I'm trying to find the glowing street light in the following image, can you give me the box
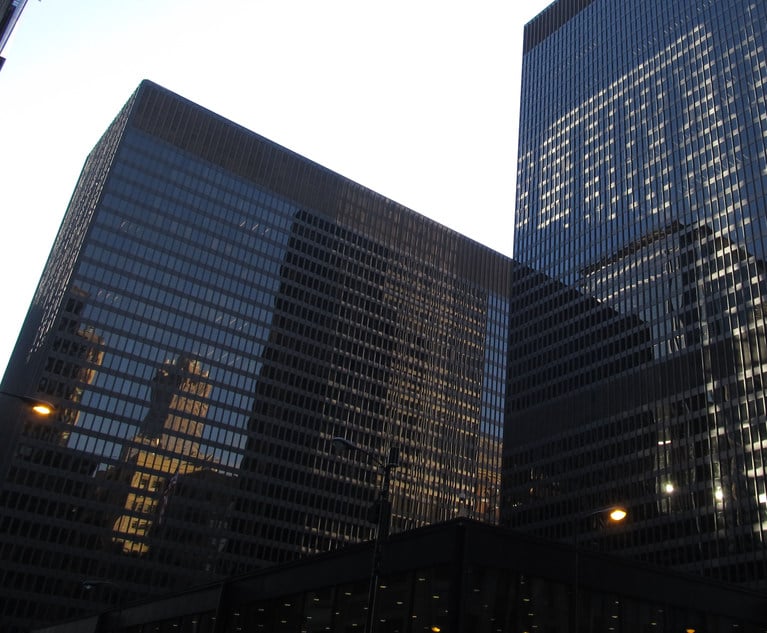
[608,507,628,522]
[0,390,57,485]
[0,391,55,416]
[31,402,54,416]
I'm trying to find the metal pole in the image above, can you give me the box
[570,506,627,633]
[330,438,399,633]
[364,447,397,633]
[572,530,579,633]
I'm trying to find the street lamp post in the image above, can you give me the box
[81,579,125,632]
[572,506,627,633]
[0,390,55,416]
[0,390,55,483]
[331,437,400,633]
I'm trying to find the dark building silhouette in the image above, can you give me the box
[507,0,767,587]
[36,520,767,633]
[0,80,514,631]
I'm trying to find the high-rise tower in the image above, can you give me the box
[505,0,767,586]
[0,81,513,630]
[0,0,29,70]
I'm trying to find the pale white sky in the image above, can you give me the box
[0,0,552,376]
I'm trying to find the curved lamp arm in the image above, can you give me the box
[331,436,400,469]
[0,391,55,416]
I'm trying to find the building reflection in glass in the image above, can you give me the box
[0,81,514,629]
[510,0,767,585]
[104,355,212,555]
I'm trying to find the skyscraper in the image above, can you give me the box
[505,0,767,586]
[0,0,28,70]
[0,80,513,630]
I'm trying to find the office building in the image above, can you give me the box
[0,80,512,630]
[0,0,28,70]
[35,520,767,633]
[504,0,767,586]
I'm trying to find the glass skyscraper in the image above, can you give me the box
[0,81,513,630]
[504,0,767,586]
[0,0,29,69]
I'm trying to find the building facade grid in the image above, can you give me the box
[505,0,767,588]
[0,81,512,630]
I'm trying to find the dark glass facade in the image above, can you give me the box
[35,521,767,633]
[505,0,767,586]
[0,81,513,630]
[0,0,28,69]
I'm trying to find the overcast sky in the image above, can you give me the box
[0,0,553,376]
